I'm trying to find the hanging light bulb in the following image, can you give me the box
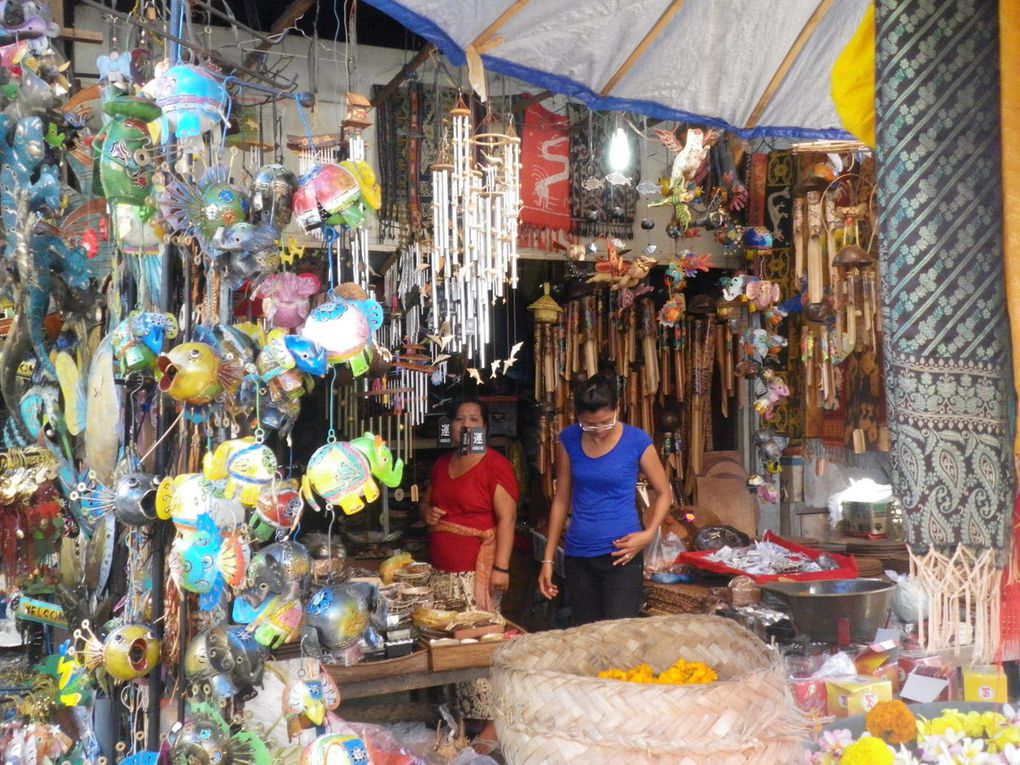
[607,125,631,172]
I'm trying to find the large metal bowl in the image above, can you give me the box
[760,578,895,644]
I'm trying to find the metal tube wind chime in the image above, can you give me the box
[430,98,521,368]
[342,93,373,289]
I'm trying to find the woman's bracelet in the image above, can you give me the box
[492,565,510,574]
[540,559,554,566]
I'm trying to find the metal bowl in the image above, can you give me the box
[760,578,895,644]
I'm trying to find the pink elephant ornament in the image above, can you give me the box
[254,272,322,329]
[753,377,790,421]
[745,279,781,311]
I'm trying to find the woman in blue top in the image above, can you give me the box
[538,372,672,624]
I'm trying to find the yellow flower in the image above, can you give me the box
[597,657,717,686]
[839,736,893,765]
[865,700,916,745]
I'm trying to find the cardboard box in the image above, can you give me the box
[898,653,955,701]
[825,677,893,717]
[963,665,1008,703]
[790,676,828,716]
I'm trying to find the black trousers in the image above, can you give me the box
[564,552,644,626]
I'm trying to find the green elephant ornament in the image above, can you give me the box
[300,433,403,515]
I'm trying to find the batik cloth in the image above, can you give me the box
[876,0,1014,551]
[567,104,638,239]
[520,102,571,233]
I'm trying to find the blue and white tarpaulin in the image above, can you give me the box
[363,0,871,140]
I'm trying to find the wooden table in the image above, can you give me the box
[333,665,488,700]
[274,642,496,700]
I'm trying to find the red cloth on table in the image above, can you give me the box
[428,449,519,573]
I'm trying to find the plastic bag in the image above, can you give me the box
[343,721,428,765]
[643,527,687,575]
[446,750,500,765]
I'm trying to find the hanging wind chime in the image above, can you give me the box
[430,98,521,368]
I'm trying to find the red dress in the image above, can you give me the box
[428,449,520,572]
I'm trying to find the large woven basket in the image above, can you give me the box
[491,614,807,764]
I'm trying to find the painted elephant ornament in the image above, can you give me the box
[301,432,403,514]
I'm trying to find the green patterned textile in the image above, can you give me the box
[876,0,1014,551]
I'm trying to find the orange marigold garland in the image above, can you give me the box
[864,699,917,745]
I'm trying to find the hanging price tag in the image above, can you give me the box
[437,417,453,447]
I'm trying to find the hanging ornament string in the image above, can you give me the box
[326,366,338,444]
[324,226,338,288]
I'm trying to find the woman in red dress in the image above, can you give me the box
[419,396,518,752]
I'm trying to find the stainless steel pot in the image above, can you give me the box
[760,578,895,644]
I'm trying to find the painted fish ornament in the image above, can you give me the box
[78,622,161,682]
[254,329,326,405]
[249,163,297,227]
[92,95,162,208]
[301,433,404,515]
[170,513,249,609]
[157,341,242,407]
[111,311,178,373]
[159,166,248,247]
[300,733,368,765]
[202,437,278,507]
[183,625,266,700]
[56,638,93,706]
[250,481,303,541]
[156,472,245,530]
[283,663,340,727]
[146,63,228,141]
[253,272,322,330]
[292,160,381,233]
[168,703,270,765]
[300,283,383,377]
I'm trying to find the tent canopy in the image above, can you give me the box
[363,0,871,140]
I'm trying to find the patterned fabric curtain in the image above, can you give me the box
[876,0,1014,662]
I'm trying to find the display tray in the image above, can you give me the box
[676,531,859,583]
[426,622,524,671]
[323,647,430,683]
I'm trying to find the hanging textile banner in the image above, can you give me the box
[877,0,1013,663]
[567,104,638,239]
[519,102,571,235]
[876,0,1013,554]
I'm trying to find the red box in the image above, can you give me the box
[790,676,829,716]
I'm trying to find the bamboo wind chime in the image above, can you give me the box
[529,283,738,500]
[430,99,521,367]
[792,157,880,415]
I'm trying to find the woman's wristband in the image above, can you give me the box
[492,565,510,574]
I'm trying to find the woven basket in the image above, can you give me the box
[491,615,808,765]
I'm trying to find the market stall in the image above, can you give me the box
[0,0,1018,764]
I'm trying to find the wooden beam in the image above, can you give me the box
[472,0,531,53]
[242,0,316,68]
[598,0,685,97]
[511,89,552,113]
[370,44,435,108]
[59,27,103,43]
[745,0,833,128]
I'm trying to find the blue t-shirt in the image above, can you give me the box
[561,423,653,557]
